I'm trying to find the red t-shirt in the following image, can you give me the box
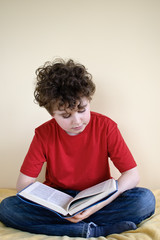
[20,112,137,191]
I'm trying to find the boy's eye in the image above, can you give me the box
[61,109,86,118]
[62,114,71,119]
[78,109,86,113]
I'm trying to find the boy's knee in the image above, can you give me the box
[139,188,155,204]
[0,197,9,214]
[0,198,8,221]
[0,197,7,211]
[136,188,155,214]
[0,196,17,217]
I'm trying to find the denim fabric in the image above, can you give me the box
[0,187,155,238]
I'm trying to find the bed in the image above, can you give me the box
[0,188,160,240]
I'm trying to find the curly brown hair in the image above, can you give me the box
[34,58,95,115]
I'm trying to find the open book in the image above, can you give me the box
[17,179,118,217]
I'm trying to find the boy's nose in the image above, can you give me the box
[72,114,81,125]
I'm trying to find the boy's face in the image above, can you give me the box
[52,97,91,135]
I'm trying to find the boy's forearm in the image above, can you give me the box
[117,166,140,194]
[96,166,140,209]
[16,172,36,192]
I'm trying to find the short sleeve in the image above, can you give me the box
[20,130,46,177]
[107,124,137,173]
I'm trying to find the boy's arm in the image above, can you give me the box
[66,166,140,223]
[16,172,36,192]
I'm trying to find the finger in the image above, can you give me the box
[66,217,81,223]
[65,210,90,223]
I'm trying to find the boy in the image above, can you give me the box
[0,58,155,237]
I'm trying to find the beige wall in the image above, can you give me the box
[0,0,160,189]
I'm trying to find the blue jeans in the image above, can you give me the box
[0,187,155,238]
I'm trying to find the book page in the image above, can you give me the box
[68,179,117,214]
[73,179,114,201]
[68,179,116,210]
[20,182,73,209]
[69,193,99,210]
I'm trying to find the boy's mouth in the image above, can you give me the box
[72,125,84,131]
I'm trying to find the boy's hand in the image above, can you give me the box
[66,204,100,223]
